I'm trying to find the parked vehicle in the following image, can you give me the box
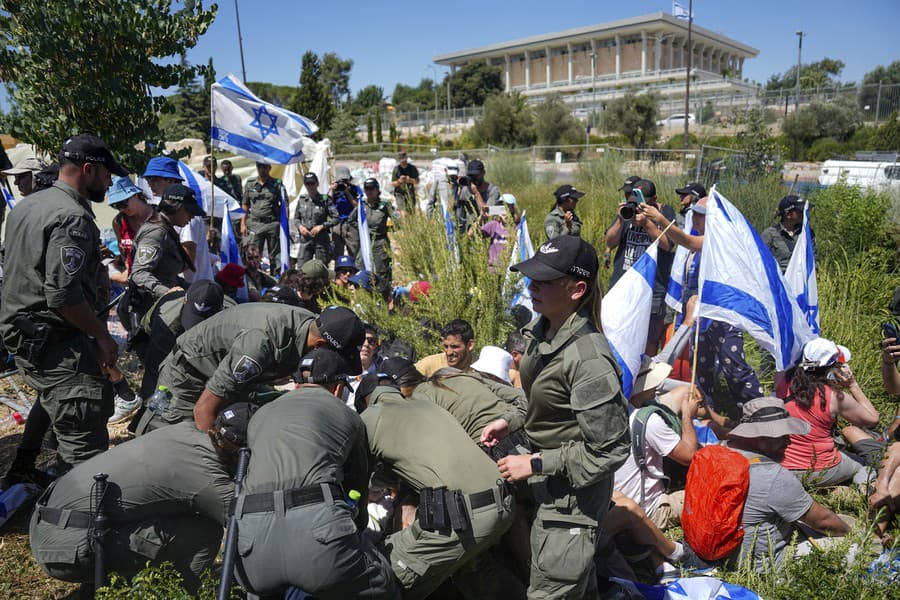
[818,160,900,190]
[656,113,696,127]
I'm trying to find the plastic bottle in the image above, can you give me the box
[347,489,362,518]
[146,386,171,416]
[1,411,24,428]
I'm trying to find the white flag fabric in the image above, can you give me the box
[783,201,820,334]
[665,208,694,313]
[673,1,693,20]
[602,242,658,398]
[507,210,535,311]
[211,74,317,165]
[219,204,249,302]
[279,188,291,274]
[177,160,243,218]
[358,202,374,273]
[697,188,815,371]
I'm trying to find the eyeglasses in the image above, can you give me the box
[364,336,379,345]
[111,201,128,210]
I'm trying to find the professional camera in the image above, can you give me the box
[458,175,470,187]
[336,180,347,192]
[619,188,645,221]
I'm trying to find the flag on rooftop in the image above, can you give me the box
[210,74,317,165]
[673,1,693,21]
[697,188,815,371]
[783,200,820,334]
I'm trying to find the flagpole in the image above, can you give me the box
[209,82,218,252]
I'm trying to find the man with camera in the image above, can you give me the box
[454,159,500,233]
[391,150,419,215]
[605,178,677,354]
[330,165,361,260]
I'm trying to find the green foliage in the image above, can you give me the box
[470,93,535,148]
[698,100,716,124]
[599,92,659,148]
[375,111,383,143]
[782,96,864,159]
[295,51,335,134]
[869,113,900,150]
[485,152,534,188]
[389,121,398,144]
[320,52,353,108]
[246,81,297,107]
[392,78,437,111]
[323,108,360,153]
[95,562,233,599]
[366,113,374,143]
[766,58,845,90]
[860,60,900,119]
[159,55,215,144]
[0,0,217,169]
[808,182,894,263]
[733,108,785,178]
[443,62,503,108]
[354,85,385,114]
[805,137,845,161]
[532,95,584,148]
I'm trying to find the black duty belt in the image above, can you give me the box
[37,506,93,529]
[419,483,511,532]
[234,482,344,516]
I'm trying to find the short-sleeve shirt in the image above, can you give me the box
[180,216,214,284]
[609,204,677,301]
[243,177,284,223]
[391,163,419,207]
[614,411,681,514]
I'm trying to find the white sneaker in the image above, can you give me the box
[108,395,141,424]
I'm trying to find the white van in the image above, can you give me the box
[818,160,900,190]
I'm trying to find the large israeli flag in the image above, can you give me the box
[177,160,243,218]
[602,242,658,398]
[219,204,249,302]
[697,188,815,371]
[358,201,374,272]
[210,74,317,165]
[783,201,820,334]
[278,188,291,274]
[507,210,535,311]
[665,208,694,313]
[612,575,759,600]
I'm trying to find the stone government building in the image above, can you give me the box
[433,12,759,110]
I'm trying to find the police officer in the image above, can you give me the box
[295,172,339,264]
[241,162,286,274]
[29,405,251,593]
[137,304,365,434]
[485,235,631,599]
[358,380,514,599]
[0,135,125,472]
[129,183,204,320]
[761,194,812,272]
[544,184,586,240]
[234,348,398,598]
[353,177,398,299]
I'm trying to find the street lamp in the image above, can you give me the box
[426,65,439,112]
[794,31,804,112]
[590,51,597,115]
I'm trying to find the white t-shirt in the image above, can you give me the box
[614,411,681,514]
[179,216,214,284]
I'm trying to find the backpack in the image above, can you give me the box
[630,401,683,506]
[681,445,767,561]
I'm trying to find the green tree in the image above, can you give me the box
[294,50,335,134]
[859,61,900,120]
[321,52,353,108]
[782,96,863,159]
[766,58,845,90]
[869,112,900,150]
[732,107,784,178]
[375,111,383,143]
[389,121,398,145]
[599,92,659,147]
[247,82,297,107]
[366,112,374,143]
[470,93,534,147]
[442,62,503,108]
[532,95,583,148]
[392,78,436,111]
[158,53,207,143]
[0,0,217,168]
[354,85,384,114]
[323,108,360,153]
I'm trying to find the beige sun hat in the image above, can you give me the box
[727,397,811,439]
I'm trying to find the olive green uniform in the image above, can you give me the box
[29,422,232,589]
[234,388,397,598]
[520,309,630,599]
[363,387,514,600]
[243,176,285,272]
[137,304,315,433]
[543,206,582,240]
[129,214,188,317]
[351,198,397,297]
[0,181,113,468]
[294,191,339,264]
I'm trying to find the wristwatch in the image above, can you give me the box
[530,454,543,475]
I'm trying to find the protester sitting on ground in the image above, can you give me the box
[870,441,900,546]
[215,262,246,302]
[777,337,880,487]
[544,184,585,240]
[241,243,276,301]
[141,155,183,202]
[294,259,330,313]
[347,269,373,293]
[725,397,850,572]
[333,254,359,288]
[415,319,477,377]
[614,358,702,530]
[108,175,155,272]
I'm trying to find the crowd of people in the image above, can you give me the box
[0,133,898,600]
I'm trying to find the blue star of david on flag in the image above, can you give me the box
[250,106,279,140]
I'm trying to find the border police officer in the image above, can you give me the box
[353,178,398,299]
[295,172,339,264]
[241,162,286,274]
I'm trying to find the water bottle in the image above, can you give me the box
[1,411,25,428]
[347,489,362,518]
[147,386,171,416]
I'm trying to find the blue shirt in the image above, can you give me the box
[334,185,362,221]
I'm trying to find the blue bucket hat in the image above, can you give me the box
[107,176,144,206]
[143,156,183,180]
[348,269,372,291]
[335,255,359,273]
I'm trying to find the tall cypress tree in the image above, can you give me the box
[294,51,335,134]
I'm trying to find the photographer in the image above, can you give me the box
[330,165,361,259]
[391,150,419,215]
[454,159,501,233]
[605,179,676,354]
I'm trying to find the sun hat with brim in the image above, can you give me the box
[143,156,183,180]
[510,235,598,282]
[107,176,144,206]
[800,337,851,370]
[727,397,811,439]
[632,357,673,396]
[1,157,45,176]
[471,346,513,383]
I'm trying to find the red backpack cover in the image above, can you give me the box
[681,445,751,561]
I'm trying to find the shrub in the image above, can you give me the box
[808,183,894,262]
[470,92,535,148]
[485,152,534,188]
[95,563,229,599]
[599,91,660,148]
[805,137,845,161]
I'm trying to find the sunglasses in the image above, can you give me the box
[111,201,128,210]
[364,186,378,191]
[364,336,379,345]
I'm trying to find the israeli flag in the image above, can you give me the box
[358,201,374,272]
[612,575,759,599]
[177,160,243,218]
[602,242,658,398]
[665,208,694,313]
[783,201,820,334]
[507,210,535,311]
[219,204,249,303]
[439,185,458,261]
[279,188,291,274]
[697,188,815,371]
[673,1,693,20]
[2,185,15,211]
[210,74,317,165]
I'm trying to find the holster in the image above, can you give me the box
[485,429,532,462]
[12,315,50,364]
[419,486,471,532]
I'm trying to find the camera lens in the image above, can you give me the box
[619,202,637,221]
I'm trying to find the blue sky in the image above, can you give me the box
[182,0,899,98]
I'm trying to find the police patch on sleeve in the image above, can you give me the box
[232,355,262,383]
[137,245,159,265]
[60,246,86,275]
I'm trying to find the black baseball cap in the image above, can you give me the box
[675,182,707,200]
[316,306,366,375]
[380,356,421,386]
[58,134,129,177]
[354,372,386,408]
[294,347,350,384]
[263,285,301,307]
[214,402,258,447]
[634,179,657,198]
[181,280,226,330]
[466,159,485,175]
[554,185,585,202]
[510,235,598,282]
[777,195,804,216]
[303,172,318,183]
[161,183,205,217]
[363,177,379,189]
[619,175,642,192]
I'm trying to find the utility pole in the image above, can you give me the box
[590,50,597,115]
[234,0,247,83]
[683,0,693,149]
[426,66,439,112]
[794,31,804,113]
